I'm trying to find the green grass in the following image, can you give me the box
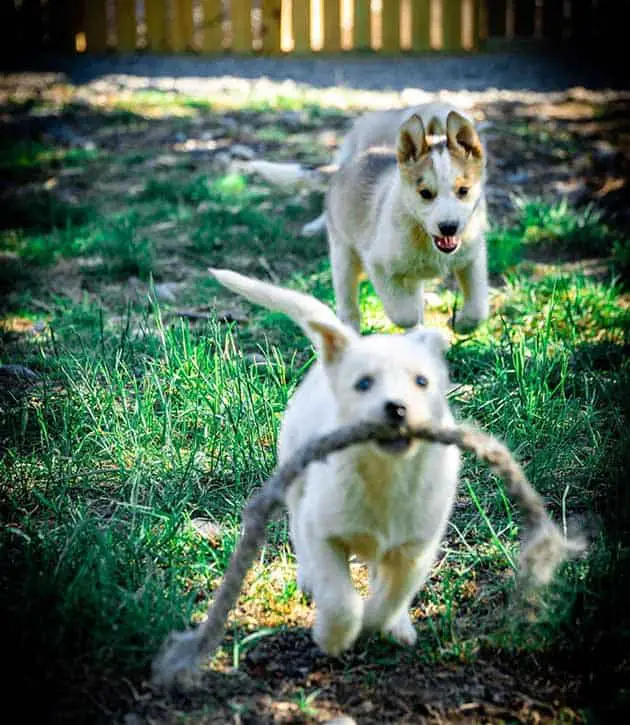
[1,90,629,723]
[486,197,628,277]
[0,139,100,171]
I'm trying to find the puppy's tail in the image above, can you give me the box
[210,268,354,355]
[246,161,336,237]
[246,160,311,188]
[210,268,338,328]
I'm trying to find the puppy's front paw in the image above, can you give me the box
[386,612,417,647]
[313,597,363,656]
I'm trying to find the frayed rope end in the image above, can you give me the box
[151,628,204,689]
[519,518,587,587]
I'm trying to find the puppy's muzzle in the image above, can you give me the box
[379,401,411,453]
[434,220,460,254]
[384,400,407,424]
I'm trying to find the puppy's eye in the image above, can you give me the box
[354,375,374,392]
[457,186,470,199]
[415,374,429,388]
[419,188,435,201]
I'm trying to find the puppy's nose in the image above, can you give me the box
[384,400,407,424]
[438,221,459,237]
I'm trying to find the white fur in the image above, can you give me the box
[210,268,460,655]
[246,160,308,188]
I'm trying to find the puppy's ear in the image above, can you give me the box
[406,327,449,356]
[397,114,429,164]
[210,268,357,363]
[307,321,354,364]
[446,111,483,159]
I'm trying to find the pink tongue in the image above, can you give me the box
[435,236,459,253]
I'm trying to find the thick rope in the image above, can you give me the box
[152,421,585,687]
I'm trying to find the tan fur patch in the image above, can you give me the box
[358,453,394,516]
[451,152,484,186]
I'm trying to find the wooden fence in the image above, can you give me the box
[0,1,614,57]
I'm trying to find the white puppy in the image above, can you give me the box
[211,268,461,655]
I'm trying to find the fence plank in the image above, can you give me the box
[514,0,534,36]
[542,0,563,40]
[461,0,479,48]
[485,0,506,37]
[84,0,108,52]
[442,0,462,49]
[292,0,311,52]
[116,0,137,51]
[261,0,282,52]
[0,0,21,56]
[381,0,401,51]
[23,0,47,49]
[411,0,430,50]
[571,0,592,40]
[202,0,224,51]
[322,0,341,51]
[146,0,167,50]
[168,0,194,51]
[49,0,81,52]
[353,0,371,49]
[231,0,253,51]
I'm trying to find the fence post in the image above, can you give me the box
[202,0,224,51]
[84,0,108,52]
[381,0,401,52]
[542,0,564,40]
[353,0,371,49]
[48,0,80,53]
[22,0,47,50]
[322,0,341,51]
[168,0,194,51]
[514,0,534,36]
[261,0,282,52]
[116,0,137,51]
[231,1,253,52]
[411,0,430,50]
[0,0,21,56]
[477,0,488,44]
[485,0,506,38]
[146,0,167,51]
[442,0,462,50]
[292,0,311,52]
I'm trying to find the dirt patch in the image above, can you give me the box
[127,630,587,724]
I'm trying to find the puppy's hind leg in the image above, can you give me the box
[329,237,363,332]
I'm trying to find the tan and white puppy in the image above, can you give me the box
[211,268,460,656]
[326,103,489,334]
[248,103,489,333]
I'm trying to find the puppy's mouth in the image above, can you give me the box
[377,437,412,454]
[433,236,460,254]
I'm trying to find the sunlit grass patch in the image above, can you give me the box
[1,83,629,721]
[494,272,629,346]
[0,139,99,171]
[1,222,95,266]
[514,197,624,258]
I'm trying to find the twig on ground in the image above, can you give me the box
[151,421,585,687]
